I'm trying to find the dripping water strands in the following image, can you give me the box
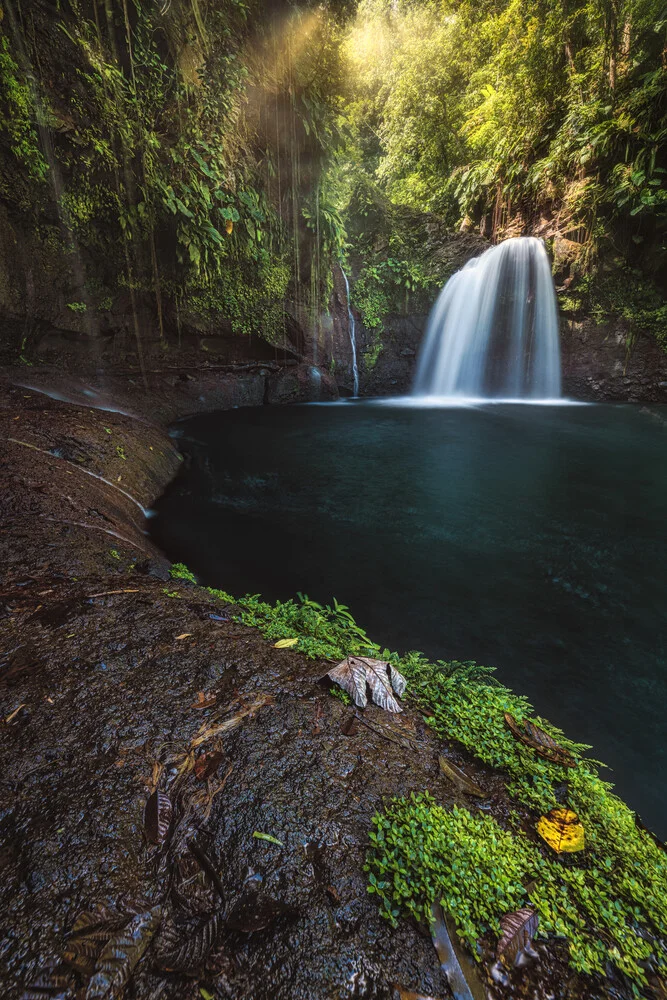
[342,268,359,398]
[413,237,561,401]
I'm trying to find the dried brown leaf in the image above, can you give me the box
[20,961,75,999]
[86,907,162,1000]
[190,693,274,748]
[393,988,442,1000]
[190,691,217,710]
[496,907,539,967]
[155,911,223,975]
[438,755,486,798]
[71,906,127,938]
[504,712,575,767]
[327,656,406,713]
[341,715,359,736]
[194,749,225,781]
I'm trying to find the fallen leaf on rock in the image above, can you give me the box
[156,911,223,975]
[191,694,274,748]
[86,907,162,999]
[200,989,215,1000]
[438,755,485,798]
[430,902,486,1000]
[327,656,406,713]
[175,633,193,641]
[190,691,217,710]
[274,637,299,648]
[64,906,129,977]
[253,831,284,846]
[496,907,539,967]
[71,905,129,939]
[537,808,585,853]
[504,712,575,767]
[194,749,226,781]
[20,960,75,999]
[144,790,172,845]
[225,890,297,932]
[341,714,359,736]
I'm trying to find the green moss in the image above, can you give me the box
[169,562,198,584]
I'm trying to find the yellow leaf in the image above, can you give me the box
[225,219,234,235]
[537,807,585,853]
[175,633,193,640]
[274,638,299,648]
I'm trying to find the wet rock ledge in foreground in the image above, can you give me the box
[0,370,664,1000]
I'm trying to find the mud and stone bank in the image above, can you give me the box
[0,364,657,1000]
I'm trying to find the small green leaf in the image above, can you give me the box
[253,831,284,846]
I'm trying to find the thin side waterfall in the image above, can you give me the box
[413,236,561,399]
[342,269,359,397]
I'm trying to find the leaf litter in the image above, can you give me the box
[438,755,486,798]
[496,907,539,967]
[429,902,487,1000]
[327,656,406,713]
[504,712,575,767]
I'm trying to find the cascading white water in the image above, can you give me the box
[413,236,561,399]
[342,269,360,398]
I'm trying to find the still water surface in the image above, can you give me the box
[151,401,667,836]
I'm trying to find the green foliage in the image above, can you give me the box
[351,257,436,331]
[400,654,587,814]
[169,562,198,584]
[233,592,379,659]
[329,684,352,705]
[0,0,350,344]
[561,264,667,347]
[338,0,667,340]
[378,654,667,984]
[0,33,48,180]
[366,791,667,986]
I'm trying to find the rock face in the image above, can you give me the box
[358,314,425,397]
[329,305,667,403]
[561,316,667,403]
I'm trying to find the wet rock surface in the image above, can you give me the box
[561,317,667,403]
[0,370,639,999]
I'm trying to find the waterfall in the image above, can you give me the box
[342,269,360,397]
[413,237,561,399]
[309,365,322,400]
